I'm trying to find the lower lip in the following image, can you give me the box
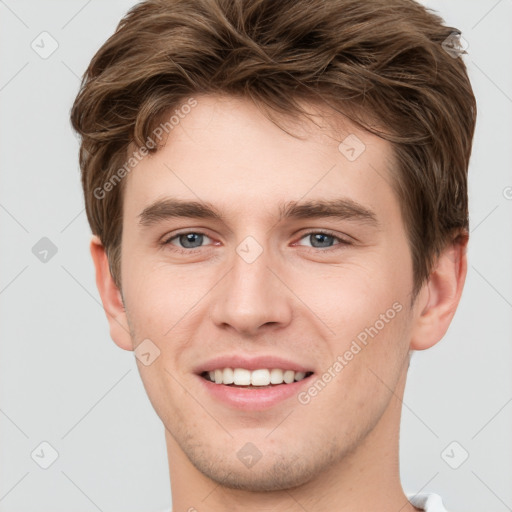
[196,375,313,411]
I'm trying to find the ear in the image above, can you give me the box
[410,232,468,351]
[89,235,133,351]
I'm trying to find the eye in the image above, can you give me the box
[161,229,352,254]
[163,231,213,250]
[295,230,351,249]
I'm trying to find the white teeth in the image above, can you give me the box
[269,368,284,384]
[283,370,295,384]
[204,368,310,386]
[251,369,270,386]
[223,367,234,384]
[233,368,251,385]
[294,371,306,381]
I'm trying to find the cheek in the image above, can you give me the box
[287,253,412,385]
[122,253,206,333]
[300,301,411,424]
[291,253,408,331]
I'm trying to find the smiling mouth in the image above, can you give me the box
[200,368,314,388]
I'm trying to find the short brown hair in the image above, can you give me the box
[70,0,476,298]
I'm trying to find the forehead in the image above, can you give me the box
[122,94,399,225]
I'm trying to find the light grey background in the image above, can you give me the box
[0,1,511,511]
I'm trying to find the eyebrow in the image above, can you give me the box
[138,197,379,228]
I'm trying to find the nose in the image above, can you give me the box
[209,241,293,337]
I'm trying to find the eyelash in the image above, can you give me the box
[161,229,352,254]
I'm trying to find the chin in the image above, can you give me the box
[185,443,337,492]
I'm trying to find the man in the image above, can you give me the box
[70,0,476,510]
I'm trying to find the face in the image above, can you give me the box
[118,94,419,491]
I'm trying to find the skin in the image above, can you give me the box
[91,94,467,512]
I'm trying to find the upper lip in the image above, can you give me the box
[193,354,314,374]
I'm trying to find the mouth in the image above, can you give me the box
[193,355,316,409]
[199,368,314,389]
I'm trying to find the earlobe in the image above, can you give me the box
[410,233,468,351]
[89,235,133,351]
